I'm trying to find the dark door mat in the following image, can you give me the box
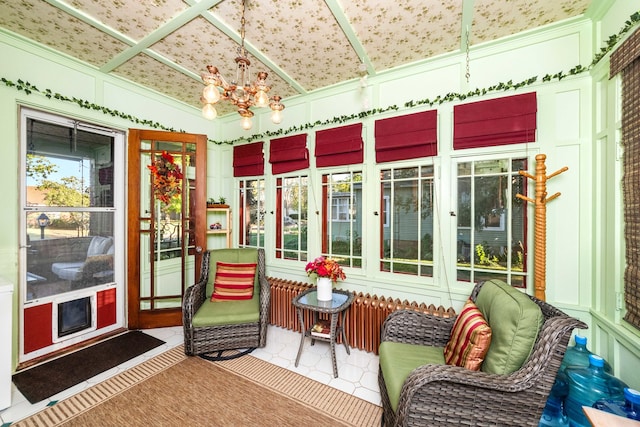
[12,330,165,403]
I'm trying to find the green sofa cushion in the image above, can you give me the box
[192,297,260,327]
[379,341,445,412]
[475,279,543,375]
[206,248,259,299]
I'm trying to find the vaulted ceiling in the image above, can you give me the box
[1,0,593,117]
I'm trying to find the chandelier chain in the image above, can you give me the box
[239,0,246,57]
[465,26,471,83]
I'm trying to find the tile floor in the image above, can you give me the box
[0,325,381,425]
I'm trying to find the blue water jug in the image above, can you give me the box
[593,388,640,421]
[565,355,627,427]
[539,371,569,426]
[540,351,572,426]
[560,335,612,373]
[539,394,569,426]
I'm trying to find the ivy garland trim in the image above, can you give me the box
[2,11,638,146]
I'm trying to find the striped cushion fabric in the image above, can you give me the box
[211,262,257,301]
[443,299,492,370]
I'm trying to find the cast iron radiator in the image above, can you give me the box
[268,277,456,355]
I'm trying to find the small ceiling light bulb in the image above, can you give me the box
[202,103,217,120]
[241,115,252,130]
[255,90,269,108]
[271,109,283,124]
[202,84,220,104]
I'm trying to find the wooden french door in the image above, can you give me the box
[127,129,207,329]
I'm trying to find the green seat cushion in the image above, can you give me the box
[475,279,543,375]
[379,341,445,412]
[192,297,260,327]
[207,248,259,299]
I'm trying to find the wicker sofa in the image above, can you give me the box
[182,248,270,356]
[378,279,587,426]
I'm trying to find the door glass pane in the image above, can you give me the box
[140,231,151,301]
[139,140,193,311]
[25,119,115,301]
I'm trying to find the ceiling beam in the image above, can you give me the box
[324,0,375,76]
[42,0,221,83]
[43,0,137,47]
[460,0,475,52]
[98,0,225,73]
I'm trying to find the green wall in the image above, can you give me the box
[1,1,640,391]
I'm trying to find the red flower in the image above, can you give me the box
[161,151,174,163]
[305,256,346,282]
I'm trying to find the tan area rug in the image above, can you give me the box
[13,346,382,427]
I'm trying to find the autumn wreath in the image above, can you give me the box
[148,151,183,204]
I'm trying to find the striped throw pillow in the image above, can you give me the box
[443,299,492,370]
[211,262,257,301]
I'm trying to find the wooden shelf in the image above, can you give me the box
[206,207,231,248]
[206,229,229,234]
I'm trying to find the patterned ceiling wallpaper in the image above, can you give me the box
[0,0,591,112]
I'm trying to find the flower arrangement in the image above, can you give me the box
[148,151,183,204]
[305,256,346,282]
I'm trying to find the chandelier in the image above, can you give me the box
[200,0,284,130]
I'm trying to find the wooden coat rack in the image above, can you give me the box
[516,154,568,301]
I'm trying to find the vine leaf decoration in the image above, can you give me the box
[2,11,638,146]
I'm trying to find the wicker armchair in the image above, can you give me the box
[183,248,270,356]
[378,281,587,426]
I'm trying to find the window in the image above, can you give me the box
[322,172,362,268]
[275,175,307,261]
[332,197,350,221]
[456,158,528,287]
[380,166,434,276]
[23,114,118,301]
[238,178,265,248]
[612,30,640,330]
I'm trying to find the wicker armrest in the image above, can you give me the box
[406,362,524,396]
[381,309,456,348]
[183,278,206,327]
[258,273,270,325]
[395,363,524,424]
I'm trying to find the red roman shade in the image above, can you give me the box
[374,110,438,163]
[269,134,309,174]
[315,123,364,167]
[233,142,264,177]
[453,92,537,150]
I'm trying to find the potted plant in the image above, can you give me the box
[207,196,229,208]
